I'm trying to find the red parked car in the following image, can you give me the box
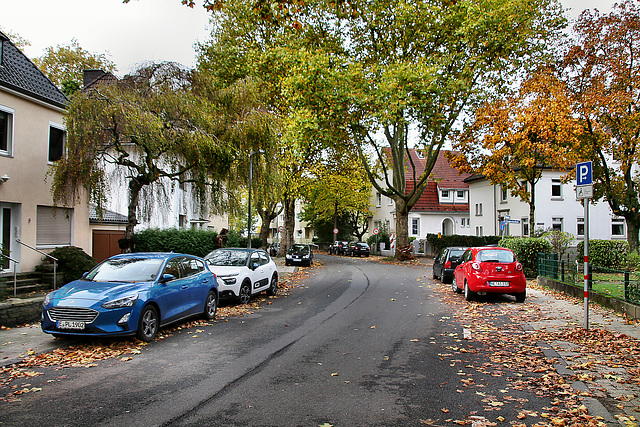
[452,247,526,302]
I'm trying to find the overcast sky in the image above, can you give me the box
[2,0,616,77]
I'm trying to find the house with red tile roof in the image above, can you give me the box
[369,149,472,242]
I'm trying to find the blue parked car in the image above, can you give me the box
[41,253,219,342]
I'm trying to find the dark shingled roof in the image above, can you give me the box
[0,31,67,108]
[89,206,128,224]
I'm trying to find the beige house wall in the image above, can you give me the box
[0,89,91,272]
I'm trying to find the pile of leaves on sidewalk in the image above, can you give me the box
[431,278,639,426]
[0,265,310,402]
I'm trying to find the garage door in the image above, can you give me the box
[92,230,125,262]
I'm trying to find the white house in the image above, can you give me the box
[465,170,626,241]
[0,32,91,272]
[369,149,472,239]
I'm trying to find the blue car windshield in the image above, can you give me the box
[85,258,165,283]
[205,250,249,266]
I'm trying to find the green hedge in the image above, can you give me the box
[426,234,501,255]
[499,237,552,277]
[576,239,630,269]
[134,228,264,258]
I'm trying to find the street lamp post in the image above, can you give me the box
[248,150,264,248]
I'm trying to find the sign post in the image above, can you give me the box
[576,161,593,330]
[373,227,379,254]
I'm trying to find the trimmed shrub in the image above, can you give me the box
[426,234,501,255]
[499,237,552,277]
[576,239,629,269]
[134,228,220,257]
[37,246,97,282]
[134,228,265,257]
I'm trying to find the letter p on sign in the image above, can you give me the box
[577,161,592,186]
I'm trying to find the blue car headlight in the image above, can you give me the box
[102,295,139,309]
[43,292,53,306]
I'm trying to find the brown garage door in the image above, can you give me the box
[92,230,125,263]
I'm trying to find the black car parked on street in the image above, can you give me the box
[346,242,371,257]
[432,246,468,284]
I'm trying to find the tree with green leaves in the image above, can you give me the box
[279,0,567,257]
[449,66,581,235]
[51,62,265,252]
[34,39,116,96]
[565,0,640,251]
[197,0,341,254]
[301,160,372,242]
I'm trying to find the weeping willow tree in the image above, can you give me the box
[51,62,273,251]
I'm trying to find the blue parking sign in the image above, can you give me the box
[577,161,593,186]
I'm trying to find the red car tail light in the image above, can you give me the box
[471,262,481,271]
[515,262,523,271]
[444,261,451,269]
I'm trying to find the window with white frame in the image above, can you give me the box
[552,217,563,231]
[36,206,72,247]
[411,218,419,235]
[522,218,529,236]
[500,186,508,202]
[388,196,394,206]
[551,179,562,198]
[475,203,483,216]
[376,192,382,207]
[577,217,584,237]
[612,217,625,237]
[0,106,14,156]
[48,123,65,163]
[441,190,450,199]
[456,190,465,199]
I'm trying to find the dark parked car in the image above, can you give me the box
[432,247,468,284]
[42,253,218,342]
[346,242,371,257]
[328,241,349,255]
[285,244,314,266]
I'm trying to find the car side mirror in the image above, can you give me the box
[160,273,175,283]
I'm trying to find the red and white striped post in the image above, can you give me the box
[584,198,589,330]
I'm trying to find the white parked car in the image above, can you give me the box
[204,248,278,304]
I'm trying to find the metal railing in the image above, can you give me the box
[16,239,59,290]
[0,252,19,296]
[538,253,640,304]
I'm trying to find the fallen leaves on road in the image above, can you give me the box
[0,263,310,402]
[428,278,640,426]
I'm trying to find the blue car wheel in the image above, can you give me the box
[137,305,159,342]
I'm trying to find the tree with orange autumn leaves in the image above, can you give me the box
[449,66,582,235]
[564,0,640,251]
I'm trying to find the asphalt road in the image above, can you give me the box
[0,255,554,426]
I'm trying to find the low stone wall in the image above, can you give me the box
[0,296,44,327]
[538,276,640,321]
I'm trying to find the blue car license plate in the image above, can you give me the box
[57,321,85,330]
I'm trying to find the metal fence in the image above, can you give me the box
[537,253,640,304]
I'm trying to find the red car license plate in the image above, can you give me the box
[489,281,509,287]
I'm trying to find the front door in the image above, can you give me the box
[1,207,11,270]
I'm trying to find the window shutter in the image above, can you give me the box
[37,206,72,246]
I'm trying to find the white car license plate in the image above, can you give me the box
[489,281,509,287]
[57,321,86,330]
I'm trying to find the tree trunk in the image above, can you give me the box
[279,197,296,255]
[529,180,536,237]
[394,198,410,248]
[120,178,142,253]
[626,217,639,253]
